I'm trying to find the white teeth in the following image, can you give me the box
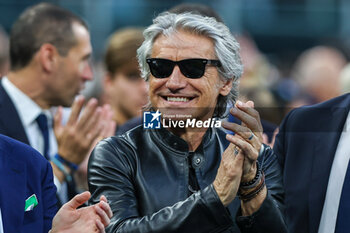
[167,97,190,102]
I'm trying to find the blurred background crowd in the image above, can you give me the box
[1,0,350,125]
[1,0,350,191]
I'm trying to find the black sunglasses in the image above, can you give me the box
[146,58,222,79]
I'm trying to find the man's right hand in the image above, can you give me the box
[54,95,106,165]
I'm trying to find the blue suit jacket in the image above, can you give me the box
[0,134,57,233]
[274,93,350,233]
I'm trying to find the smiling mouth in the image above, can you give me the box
[163,96,195,102]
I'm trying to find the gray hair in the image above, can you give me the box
[137,12,243,118]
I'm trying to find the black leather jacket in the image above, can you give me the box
[88,126,286,233]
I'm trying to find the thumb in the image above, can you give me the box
[270,127,279,148]
[246,100,255,108]
[262,133,269,145]
[66,191,91,210]
[100,195,107,203]
[107,121,117,138]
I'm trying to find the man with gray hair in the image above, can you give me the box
[89,12,286,232]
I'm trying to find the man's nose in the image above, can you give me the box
[82,61,93,81]
[165,66,187,92]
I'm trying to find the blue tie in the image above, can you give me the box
[36,113,50,160]
[335,161,350,233]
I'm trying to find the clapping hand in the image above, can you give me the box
[213,100,264,207]
[50,192,113,233]
[54,95,116,166]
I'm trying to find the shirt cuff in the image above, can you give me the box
[53,174,62,193]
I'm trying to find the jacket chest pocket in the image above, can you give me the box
[23,207,39,225]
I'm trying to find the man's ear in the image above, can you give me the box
[39,43,58,72]
[219,79,233,96]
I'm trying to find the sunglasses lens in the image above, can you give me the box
[147,59,174,78]
[147,58,217,79]
[179,59,206,79]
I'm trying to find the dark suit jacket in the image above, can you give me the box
[0,81,29,144]
[0,134,57,233]
[274,93,350,233]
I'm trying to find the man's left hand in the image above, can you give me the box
[50,191,113,233]
[222,100,263,182]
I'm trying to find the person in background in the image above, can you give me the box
[291,46,346,104]
[0,3,114,206]
[274,90,350,233]
[0,134,112,233]
[103,27,148,135]
[74,28,148,192]
[0,25,9,77]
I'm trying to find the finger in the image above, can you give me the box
[262,133,269,145]
[99,200,113,218]
[75,98,99,130]
[222,121,261,151]
[95,205,111,226]
[236,100,260,121]
[100,105,116,138]
[245,100,254,108]
[100,195,107,203]
[95,219,105,233]
[86,116,105,145]
[53,106,63,134]
[106,121,117,137]
[230,107,257,130]
[66,95,85,126]
[270,127,279,148]
[82,106,102,136]
[234,101,263,134]
[98,106,112,137]
[101,104,112,119]
[221,143,236,160]
[226,134,257,162]
[229,107,263,142]
[222,121,257,142]
[66,191,91,210]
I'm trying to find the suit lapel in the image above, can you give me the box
[0,82,29,145]
[308,94,350,233]
[0,151,26,233]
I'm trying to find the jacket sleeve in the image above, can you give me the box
[236,145,287,233]
[273,108,296,168]
[40,155,58,233]
[88,139,234,233]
